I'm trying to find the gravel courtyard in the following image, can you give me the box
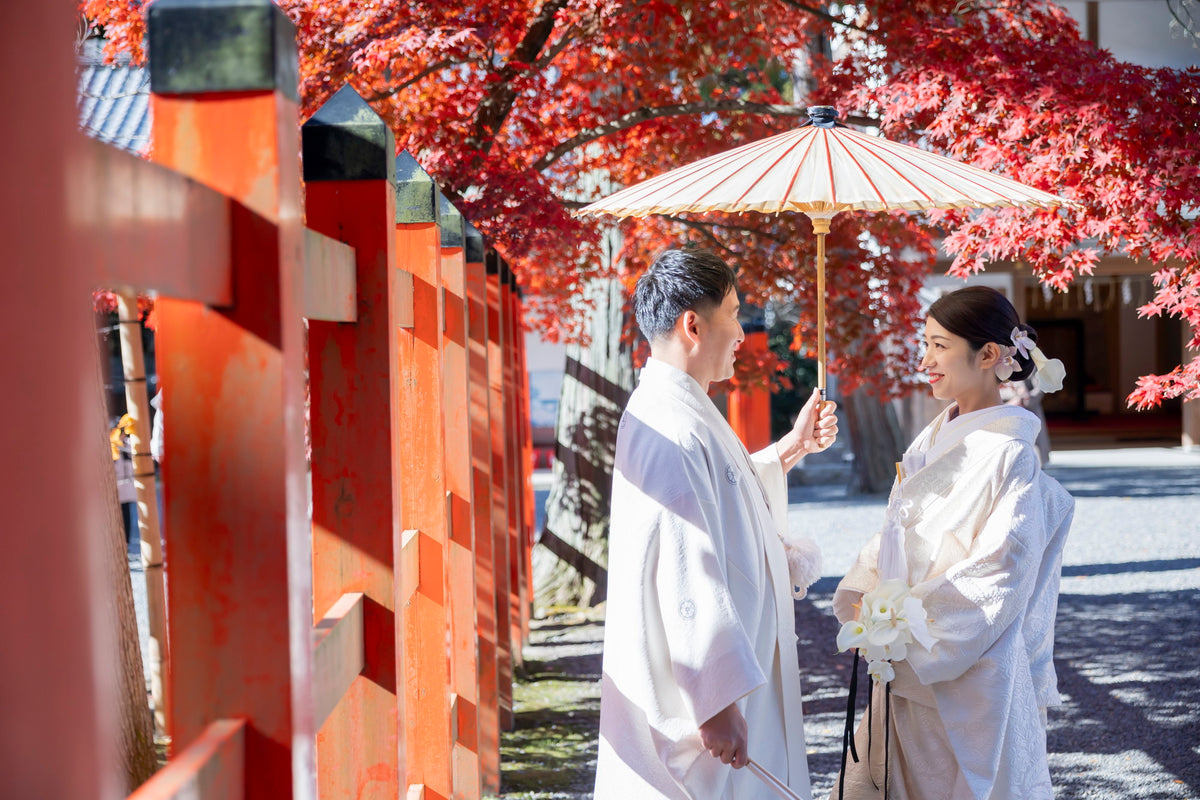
[503,446,1200,800]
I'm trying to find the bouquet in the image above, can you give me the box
[835,579,936,684]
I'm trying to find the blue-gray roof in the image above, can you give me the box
[77,38,150,156]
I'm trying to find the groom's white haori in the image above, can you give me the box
[834,404,1075,800]
[594,358,818,800]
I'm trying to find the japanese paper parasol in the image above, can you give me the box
[576,106,1076,396]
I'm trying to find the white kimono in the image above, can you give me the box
[594,359,821,800]
[832,404,1075,800]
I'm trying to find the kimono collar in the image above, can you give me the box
[637,357,713,414]
[918,403,1041,463]
[639,358,773,507]
[893,403,1042,524]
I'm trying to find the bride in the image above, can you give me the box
[831,286,1075,800]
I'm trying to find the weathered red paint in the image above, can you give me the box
[441,243,482,800]
[486,263,515,729]
[0,2,111,797]
[395,222,454,800]
[501,275,526,661]
[79,137,233,306]
[128,720,247,800]
[511,294,537,644]
[306,178,403,798]
[466,252,501,792]
[151,86,314,800]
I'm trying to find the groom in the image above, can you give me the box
[593,248,837,799]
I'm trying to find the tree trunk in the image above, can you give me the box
[532,278,634,610]
[116,291,169,733]
[94,322,158,790]
[841,385,907,495]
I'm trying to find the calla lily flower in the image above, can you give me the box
[837,619,869,652]
[836,579,938,685]
[867,659,896,684]
[903,597,936,650]
[1031,348,1067,393]
[867,622,902,647]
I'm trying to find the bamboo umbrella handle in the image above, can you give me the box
[810,215,832,401]
[747,758,805,800]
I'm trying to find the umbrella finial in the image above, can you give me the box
[807,105,839,128]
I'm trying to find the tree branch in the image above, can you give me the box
[363,58,462,102]
[534,100,875,171]
[775,0,867,31]
[664,215,790,246]
[471,0,573,154]
[1167,0,1200,43]
[672,217,740,255]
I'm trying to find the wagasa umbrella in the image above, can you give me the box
[577,106,1076,395]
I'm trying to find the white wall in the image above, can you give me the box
[1059,0,1200,69]
[526,332,568,433]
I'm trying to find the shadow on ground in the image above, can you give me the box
[500,612,603,800]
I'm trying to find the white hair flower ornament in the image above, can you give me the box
[1009,327,1067,394]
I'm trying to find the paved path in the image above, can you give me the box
[506,446,1200,799]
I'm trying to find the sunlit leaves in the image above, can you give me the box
[80,0,1200,404]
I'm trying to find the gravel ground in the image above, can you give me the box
[506,446,1200,799]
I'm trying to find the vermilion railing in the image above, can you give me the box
[0,2,535,798]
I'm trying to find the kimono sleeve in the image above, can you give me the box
[652,459,766,728]
[905,445,1048,685]
[750,445,822,597]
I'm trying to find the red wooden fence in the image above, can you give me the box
[0,2,534,798]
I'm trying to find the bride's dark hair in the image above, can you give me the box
[929,286,1038,382]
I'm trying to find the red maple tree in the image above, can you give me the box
[83,0,1199,407]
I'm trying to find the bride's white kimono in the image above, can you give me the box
[832,404,1075,800]
[594,359,821,800]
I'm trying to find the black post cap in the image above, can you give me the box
[395,151,439,224]
[302,85,395,183]
[438,193,464,249]
[485,249,500,276]
[464,221,484,264]
[148,0,299,101]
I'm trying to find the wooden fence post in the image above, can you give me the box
[465,224,501,793]
[302,84,404,799]
[501,265,527,657]
[0,2,113,797]
[511,281,536,642]
[439,197,482,800]
[486,251,515,729]
[145,2,315,797]
[394,152,454,800]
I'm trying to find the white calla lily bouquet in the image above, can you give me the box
[836,578,937,684]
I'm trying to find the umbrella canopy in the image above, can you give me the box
[577,106,1076,393]
[577,106,1068,217]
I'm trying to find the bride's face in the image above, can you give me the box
[919,317,994,408]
